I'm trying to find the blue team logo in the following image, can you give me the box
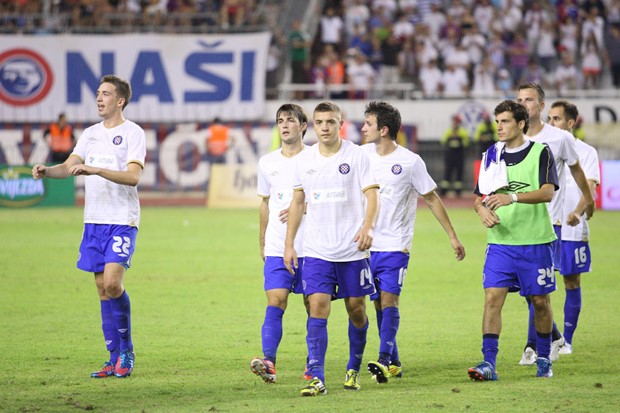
[391,164,402,175]
[338,163,350,175]
[312,192,321,200]
[0,48,53,106]
[112,136,123,145]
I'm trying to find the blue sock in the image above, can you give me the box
[109,290,133,351]
[100,300,119,364]
[307,317,328,383]
[261,306,284,363]
[391,340,400,365]
[482,334,499,370]
[536,331,552,360]
[379,307,399,364]
[563,288,581,344]
[526,298,537,350]
[347,319,368,372]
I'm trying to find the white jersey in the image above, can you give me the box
[363,144,436,252]
[72,120,146,227]
[293,140,378,262]
[526,123,579,225]
[561,139,600,241]
[257,145,307,257]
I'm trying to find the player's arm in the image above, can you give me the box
[354,186,379,251]
[422,190,465,260]
[259,197,269,261]
[566,178,598,226]
[32,154,82,180]
[283,189,305,275]
[68,162,143,186]
[568,161,595,219]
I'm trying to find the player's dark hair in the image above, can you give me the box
[364,101,401,140]
[100,75,132,110]
[550,100,579,122]
[518,82,545,102]
[276,103,309,137]
[495,99,529,134]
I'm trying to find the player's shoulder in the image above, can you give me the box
[542,123,573,141]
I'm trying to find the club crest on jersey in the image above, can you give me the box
[391,164,402,175]
[112,135,123,145]
[338,163,350,174]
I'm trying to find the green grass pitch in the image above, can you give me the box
[1,206,619,412]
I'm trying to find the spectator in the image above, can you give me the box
[206,117,233,164]
[379,32,402,97]
[471,55,497,98]
[581,31,603,89]
[44,112,75,164]
[320,5,344,52]
[344,0,370,42]
[558,15,579,61]
[523,57,546,86]
[397,37,417,83]
[507,31,529,87]
[392,11,415,41]
[288,19,311,100]
[581,5,605,50]
[536,21,558,73]
[441,62,469,98]
[501,0,523,36]
[487,30,507,70]
[524,1,550,55]
[605,23,620,88]
[418,58,443,98]
[473,0,495,37]
[439,114,470,197]
[554,52,579,95]
[423,2,446,43]
[473,112,498,154]
[346,48,376,99]
[325,46,347,99]
[219,0,249,28]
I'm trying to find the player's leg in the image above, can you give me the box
[518,244,555,378]
[91,271,119,378]
[300,258,335,396]
[560,240,590,353]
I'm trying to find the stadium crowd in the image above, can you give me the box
[2,0,620,97]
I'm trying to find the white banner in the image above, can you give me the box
[0,33,270,122]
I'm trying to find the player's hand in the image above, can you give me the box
[283,246,298,275]
[32,164,46,179]
[566,212,580,227]
[483,193,511,211]
[354,227,374,251]
[278,208,289,223]
[451,238,466,261]
[68,164,96,176]
[477,206,500,228]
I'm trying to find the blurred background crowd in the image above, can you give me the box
[1,0,619,99]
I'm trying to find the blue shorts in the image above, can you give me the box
[369,251,410,301]
[264,256,304,294]
[560,241,591,276]
[302,257,375,299]
[78,224,138,273]
[552,225,562,272]
[483,243,556,297]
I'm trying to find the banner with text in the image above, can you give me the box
[0,33,270,122]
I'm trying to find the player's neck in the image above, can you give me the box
[527,119,544,137]
[375,139,398,156]
[281,140,304,157]
[103,113,126,129]
[505,134,525,149]
[318,138,342,157]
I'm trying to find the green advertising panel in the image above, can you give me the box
[0,165,75,208]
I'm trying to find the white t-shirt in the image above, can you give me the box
[561,139,600,241]
[72,120,146,227]
[526,123,579,225]
[363,144,436,252]
[257,145,307,257]
[292,140,378,261]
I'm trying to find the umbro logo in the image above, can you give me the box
[507,181,529,192]
[306,169,317,175]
